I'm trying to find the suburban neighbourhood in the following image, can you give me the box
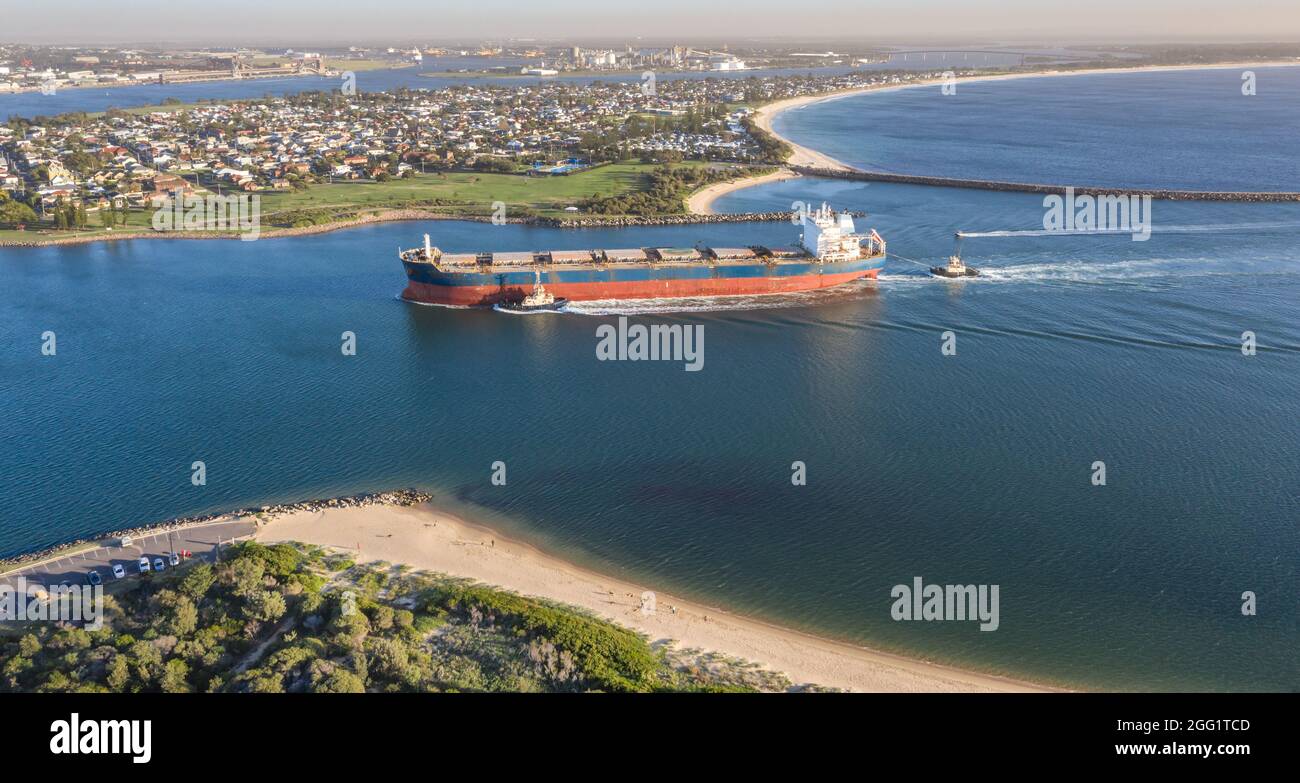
[0,67,961,233]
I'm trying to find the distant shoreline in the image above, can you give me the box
[0,61,413,97]
[687,60,1300,212]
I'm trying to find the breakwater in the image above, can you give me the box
[0,209,819,248]
[540,210,863,228]
[791,166,1300,202]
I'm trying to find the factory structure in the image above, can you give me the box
[564,45,746,72]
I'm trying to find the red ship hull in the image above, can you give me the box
[402,267,880,307]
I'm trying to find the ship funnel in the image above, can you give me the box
[424,234,432,258]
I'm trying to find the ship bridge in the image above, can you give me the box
[799,204,872,263]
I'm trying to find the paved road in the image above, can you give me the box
[0,517,258,591]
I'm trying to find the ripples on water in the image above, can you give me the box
[774,66,1300,192]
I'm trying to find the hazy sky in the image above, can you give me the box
[4,1,1297,45]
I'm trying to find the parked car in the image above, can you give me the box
[137,556,150,574]
[117,535,133,548]
[152,557,165,572]
[87,570,102,586]
[112,564,126,579]
[168,552,180,567]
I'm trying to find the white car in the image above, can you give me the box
[168,552,180,567]
[137,557,150,574]
[112,564,126,579]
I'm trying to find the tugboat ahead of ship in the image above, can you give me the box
[931,233,980,278]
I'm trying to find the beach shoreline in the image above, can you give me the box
[684,168,800,214]
[257,501,1055,693]
[687,60,1300,213]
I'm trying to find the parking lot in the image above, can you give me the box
[0,516,258,590]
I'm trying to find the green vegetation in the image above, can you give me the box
[0,541,808,693]
[256,161,712,223]
[0,161,743,243]
[742,115,794,164]
[0,191,38,227]
[581,163,773,215]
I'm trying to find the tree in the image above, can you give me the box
[225,557,265,598]
[106,654,131,691]
[244,589,286,623]
[312,667,366,693]
[17,634,40,657]
[163,596,199,637]
[178,563,215,601]
[159,659,192,693]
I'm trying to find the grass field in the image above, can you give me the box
[260,162,714,218]
[0,161,737,244]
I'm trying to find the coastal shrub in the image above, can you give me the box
[289,571,326,594]
[412,611,447,634]
[323,553,355,571]
[579,164,770,216]
[445,586,660,692]
[0,537,800,694]
[311,665,366,693]
[227,541,304,578]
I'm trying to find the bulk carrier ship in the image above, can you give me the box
[399,204,886,307]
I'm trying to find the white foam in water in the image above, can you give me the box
[394,294,473,309]
[959,221,1300,239]
[974,257,1182,282]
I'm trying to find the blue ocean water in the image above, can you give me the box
[774,66,1300,191]
[3,69,1299,690]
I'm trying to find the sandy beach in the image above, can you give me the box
[258,502,1049,692]
[687,60,1300,213]
[685,168,800,214]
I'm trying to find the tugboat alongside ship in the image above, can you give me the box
[492,270,570,313]
[399,204,887,307]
